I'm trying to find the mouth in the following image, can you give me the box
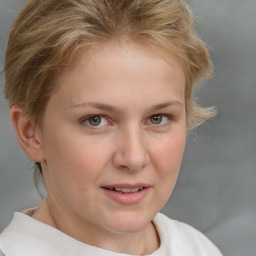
[101,184,151,205]
[103,186,145,193]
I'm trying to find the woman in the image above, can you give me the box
[0,0,222,255]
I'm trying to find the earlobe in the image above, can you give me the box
[10,105,45,162]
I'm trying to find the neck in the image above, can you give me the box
[32,199,160,255]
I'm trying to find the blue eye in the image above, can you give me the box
[82,115,108,127]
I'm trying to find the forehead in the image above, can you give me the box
[49,41,185,110]
[64,41,184,84]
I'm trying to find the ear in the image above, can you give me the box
[10,105,45,162]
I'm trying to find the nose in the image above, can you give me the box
[113,127,150,172]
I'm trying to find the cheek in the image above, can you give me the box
[153,133,185,175]
[147,133,186,212]
[156,135,185,200]
[42,130,105,184]
[42,137,109,208]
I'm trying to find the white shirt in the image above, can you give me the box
[0,212,222,256]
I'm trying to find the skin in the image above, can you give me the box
[11,41,186,255]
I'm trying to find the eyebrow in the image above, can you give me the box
[147,100,183,112]
[70,100,183,112]
[70,102,119,112]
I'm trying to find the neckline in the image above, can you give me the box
[9,211,165,256]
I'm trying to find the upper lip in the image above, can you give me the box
[102,183,151,189]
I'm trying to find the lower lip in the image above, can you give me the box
[102,187,150,205]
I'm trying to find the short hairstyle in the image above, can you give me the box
[4,0,216,179]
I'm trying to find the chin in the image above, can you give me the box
[103,211,154,234]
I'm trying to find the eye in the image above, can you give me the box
[82,115,108,127]
[150,114,163,124]
[147,114,171,126]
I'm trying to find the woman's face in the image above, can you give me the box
[38,41,186,238]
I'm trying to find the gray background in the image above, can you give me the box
[0,0,256,255]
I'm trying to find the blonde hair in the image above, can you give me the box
[4,0,215,178]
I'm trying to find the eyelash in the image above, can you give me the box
[146,114,173,126]
[80,113,174,130]
[80,115,109,129]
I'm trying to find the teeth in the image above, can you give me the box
[130,188,139,193]
[121,188,132,193]
[109,187,144,193]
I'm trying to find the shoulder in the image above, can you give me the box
[0,211,123,256]
[0,212,52,256]
[153,213,223,256]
